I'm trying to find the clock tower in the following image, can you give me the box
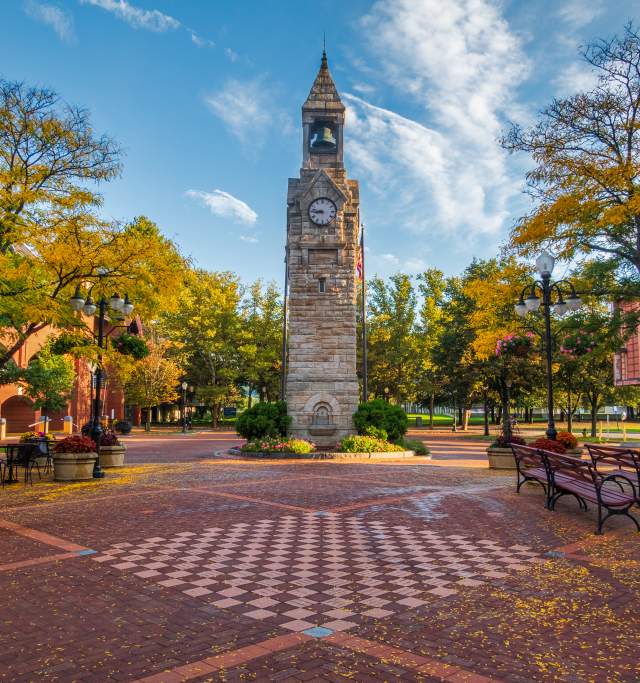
[284,50,360,446]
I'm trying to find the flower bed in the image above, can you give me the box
[241,437,315,455]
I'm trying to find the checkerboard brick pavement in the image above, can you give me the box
[92,513,541,633]
[1,435,639,682]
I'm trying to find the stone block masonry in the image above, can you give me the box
[285,52,360,446]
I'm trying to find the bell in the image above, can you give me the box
[312,126,336,148]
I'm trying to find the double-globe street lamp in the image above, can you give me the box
[70,288,134,478]
[181,381,188,433]
[514,251,581,441]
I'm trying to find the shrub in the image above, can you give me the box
[236,401,291,440]
[399,437,430,455]
[241,437,314,454]
[491,434,526,448]
[362,425,388,440]
[339,434,404,453]
[353,399,408,442]
[529,438,566,454]
[100,431,121,446]
[53,435,96,453]
[556,431,578,449]
[114,420,132,434]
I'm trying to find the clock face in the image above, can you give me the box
[308,197,337,225]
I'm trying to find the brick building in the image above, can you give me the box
[0,319,126,435]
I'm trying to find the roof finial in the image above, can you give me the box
[322,32,327,67]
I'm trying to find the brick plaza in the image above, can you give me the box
[1,432,638,682]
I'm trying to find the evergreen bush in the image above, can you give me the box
[353,399,408,442]
[236,401,291,440]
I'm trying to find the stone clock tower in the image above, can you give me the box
[284,51,360,446]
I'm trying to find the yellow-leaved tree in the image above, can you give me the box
[0,79,186,369]
[502,25,640,281]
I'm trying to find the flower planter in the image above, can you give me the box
[99,444,126,468]
[487,447,517,469]
[488,445,583,469]
[53,452,97,481]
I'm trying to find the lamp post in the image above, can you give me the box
[70,287,134,478]
[514,251,581,441]
[181,381,188,433]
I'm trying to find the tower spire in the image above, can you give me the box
[303,48,343,112]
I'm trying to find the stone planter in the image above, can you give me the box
[230,448,418,460]
[53,452,97,481]
[99,444,126,468]
[487,447,517,469]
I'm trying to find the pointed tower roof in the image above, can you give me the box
[303,50,344,113]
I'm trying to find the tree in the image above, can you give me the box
[0,76,186,371]
[0,215,185,371]
[502,25,640,283]
[124,342,181,432]
[21,346,75,421]
[239,280,282,406]
[367,274,420,403]
[415,269,447,427]
[0,79,120,253]
[161,269,243,427]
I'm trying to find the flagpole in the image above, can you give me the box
[280,241,289,401]
[360,222,368,402]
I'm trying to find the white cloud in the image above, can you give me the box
[190,31,214,48]
[352,82,375,95]
[348,0,529,240]
[185,189,258,225]
[553,61,598,94]
[239,234,259,244]
[224,47,239,62]
[557,0,604,28]
[205,78,293,147]
[24,0,75,42]
[80,0,180,32]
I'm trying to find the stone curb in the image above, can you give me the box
[227,448,425,460]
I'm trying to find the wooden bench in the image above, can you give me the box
[544,450,639,535]
[585,444,640,499]
[511,444,550,507]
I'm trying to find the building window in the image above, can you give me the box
[318,278,326,293]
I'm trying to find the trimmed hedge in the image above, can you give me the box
[236,401,291,440]
[353,399,408,443]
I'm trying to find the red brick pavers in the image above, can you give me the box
[121,431,242,464]
[1,448,639,682]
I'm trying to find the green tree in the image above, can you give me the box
[240,280,282,406]
[415,269,447,427]
[21,346,75,421]
[161,269,243,427]
[367,273,419,403]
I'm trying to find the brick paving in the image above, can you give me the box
[0,436,639,682]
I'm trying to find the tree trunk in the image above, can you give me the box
[491,405,496,424]
[212,403,219,428]
[429,393,434,429]
[483,391,489,437]
[248,384,253,409]
[567,390,573,433]
[590,398,598,438]
[145,407,151,432]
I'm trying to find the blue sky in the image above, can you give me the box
[2,0,638,286]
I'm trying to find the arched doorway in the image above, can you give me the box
[2,395,37,434]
